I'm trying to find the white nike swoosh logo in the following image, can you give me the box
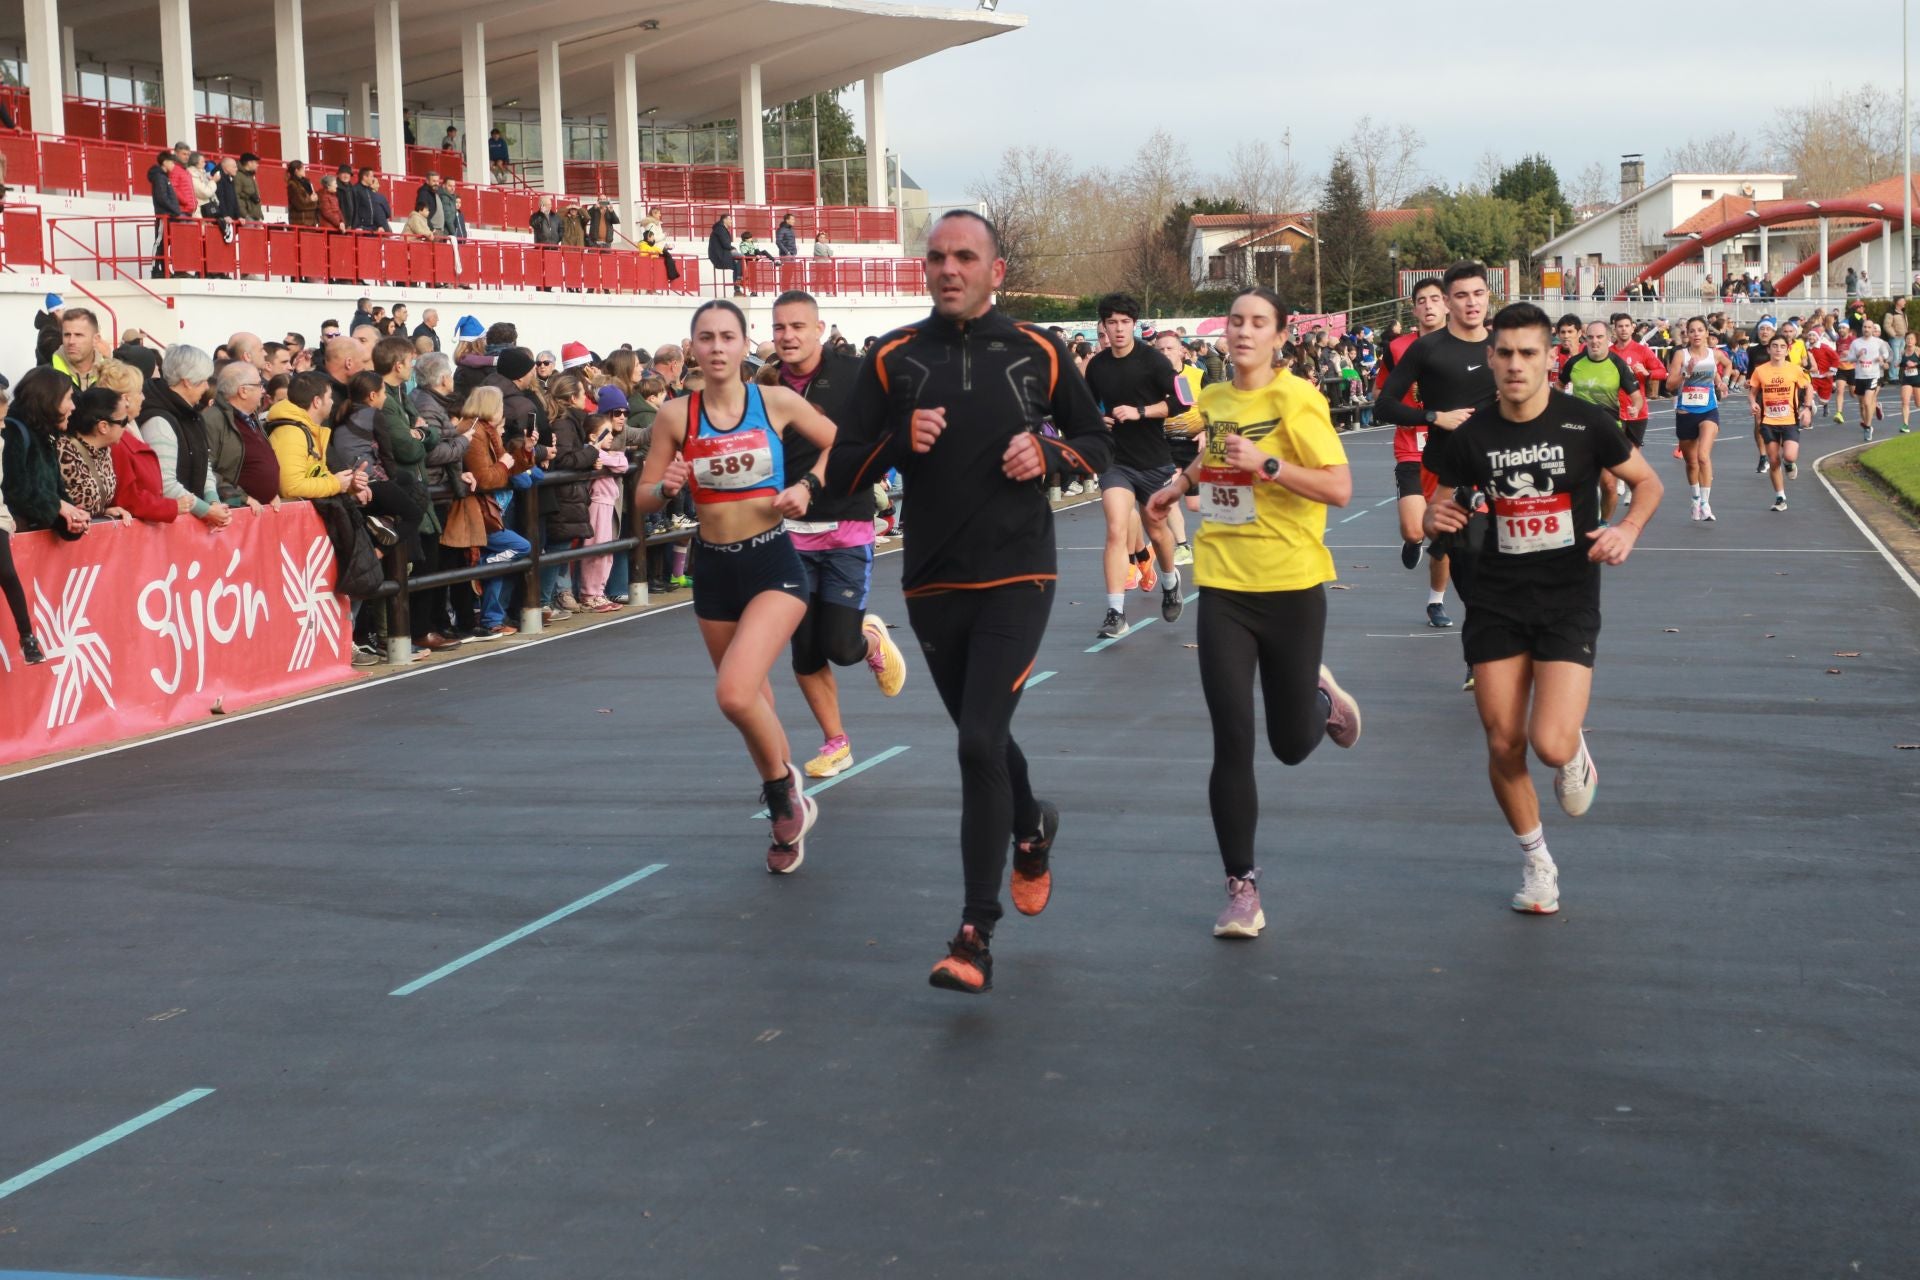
[1466,364,1483,371]
[782,582,801,589]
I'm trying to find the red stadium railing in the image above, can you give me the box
[564,161,817,206]
[1,203,47,271]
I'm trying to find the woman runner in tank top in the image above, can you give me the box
[1144,286,1363,939]
[634,299,841,874]
[1663,317,1730,522]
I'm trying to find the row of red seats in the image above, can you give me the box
[162,220,703,295]
[561,161,817,206]
[0,131,579,234]
[732,256,925,297]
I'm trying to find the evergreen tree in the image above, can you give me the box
[1318,155,1388,311]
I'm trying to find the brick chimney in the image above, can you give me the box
[1619,154,1646,267]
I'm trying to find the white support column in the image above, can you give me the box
[22,0,65,135]
[538,39,564,195]
[349,82,372,138]
[158,0,196,148]
[274,0,308,161]
[373,0,405,175]
[1883,219,1894,295]
[612,51,640,240]
[60,25,77,96]
[1702,242,1711,294]
[863,72,887,208]
[739,62,765,205]
[1819,217,1830,297]
[1759,224,1769,281]
[461,21,490,185]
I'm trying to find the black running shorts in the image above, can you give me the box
[1760,424,1801,445]
[692,526,809,622]
[1462,599,1600,669]
[1098,461,1178,502]
[1620,419,1647,449]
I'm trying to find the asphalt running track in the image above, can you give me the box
[3,401,1917,1279]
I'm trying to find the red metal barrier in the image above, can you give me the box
[0,132,41,187]
[1,205,46,270]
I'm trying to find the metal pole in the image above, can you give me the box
[1907,0,1914,297]
[1820,217,1830,300]
[1312,211,1322,313]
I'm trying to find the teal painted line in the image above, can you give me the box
[1083,593,1197,653]
[390,864,667,996]
[752,744,911,818]
[1372,497,1397,507]
[0,1089,214,1202]
[1339,510,1369,523]
[1024,670,1057,688]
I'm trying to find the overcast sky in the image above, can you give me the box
[877,0,1911,205]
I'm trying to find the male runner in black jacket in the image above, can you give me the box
[826,210,1111,994]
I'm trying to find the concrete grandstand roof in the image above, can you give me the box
[24,0,1024,123]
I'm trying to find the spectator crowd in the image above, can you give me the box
[1,297,887,670]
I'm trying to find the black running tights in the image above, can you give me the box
[905,581,1051,931]
[1196,585,1328,879]
[0,531,29,638]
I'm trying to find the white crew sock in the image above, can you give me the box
[1775,486,1786,499]
[1690,483,1702,501]
[1517,824,1552,862]
[1106,592,1124,613]
[1160,567,1180,594]
[1427,588,1446,606]
[1701,487,1711,505]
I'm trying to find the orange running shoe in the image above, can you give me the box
[929,924,993,993]
[1124,560,1140,590]
[1137,554,1157,593]
[1010,800,1059,916]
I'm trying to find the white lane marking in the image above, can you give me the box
[1339,511,1369,524]
[1812,443,1920,603]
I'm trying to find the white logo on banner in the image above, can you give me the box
[137,549,273,696]
[32,565,116,729]
[282,536,343,671]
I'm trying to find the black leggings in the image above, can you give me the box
[1196,585,1329,879]
[0,530,30,638]
[791,602,867,674]
[905,580,1051,931]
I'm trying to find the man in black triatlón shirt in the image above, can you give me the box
[1421,301,1662,921]
[1083,292,1184,638]
[1376,259,1498,689]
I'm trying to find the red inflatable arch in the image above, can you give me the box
[1617,200,1904,300]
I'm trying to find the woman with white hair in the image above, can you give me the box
[139,343,231,528]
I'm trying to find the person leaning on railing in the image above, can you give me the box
[266,371,365,506]
[202,361,281,511]
[1,367,89,541]
[139,345,231,530]
[56,387,135,523]
[455,384,531,639]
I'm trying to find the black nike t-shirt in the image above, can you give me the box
[1424,391,1633,611]
[1084,343,1177,470]
[1372,327,1497,427]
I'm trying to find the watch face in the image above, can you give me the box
[1263,457,1280,477]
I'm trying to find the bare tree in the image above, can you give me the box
[972,144,1080,295]
[1125,129,1198,229]
[1567,160,1614,210]
[1464,150,1503,197]
[1222,132,1309,214]
[1659,131,1755,174]
[1768,89,1909,197]
[1343,116,1427,209]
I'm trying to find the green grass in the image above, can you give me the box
[1859,432,1920,509]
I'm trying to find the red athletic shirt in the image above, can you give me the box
[1613,341,1660,422]
[1378,331,1429,464]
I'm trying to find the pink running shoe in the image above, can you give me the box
[765,763,818,874]
[1319,664,1362,748]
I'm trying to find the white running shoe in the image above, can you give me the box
[1700,502,1715,522]
[1553,731,1597,818]
[1512,854,1560,915]
[1690,499,1704,522]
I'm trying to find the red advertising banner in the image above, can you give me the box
[1,502,354,768]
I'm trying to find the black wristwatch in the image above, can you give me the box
[1424,409,1437,426]
[1262,457,1282,481]
[799,472,822,495]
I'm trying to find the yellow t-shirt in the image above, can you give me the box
[1193,371,1347,593]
